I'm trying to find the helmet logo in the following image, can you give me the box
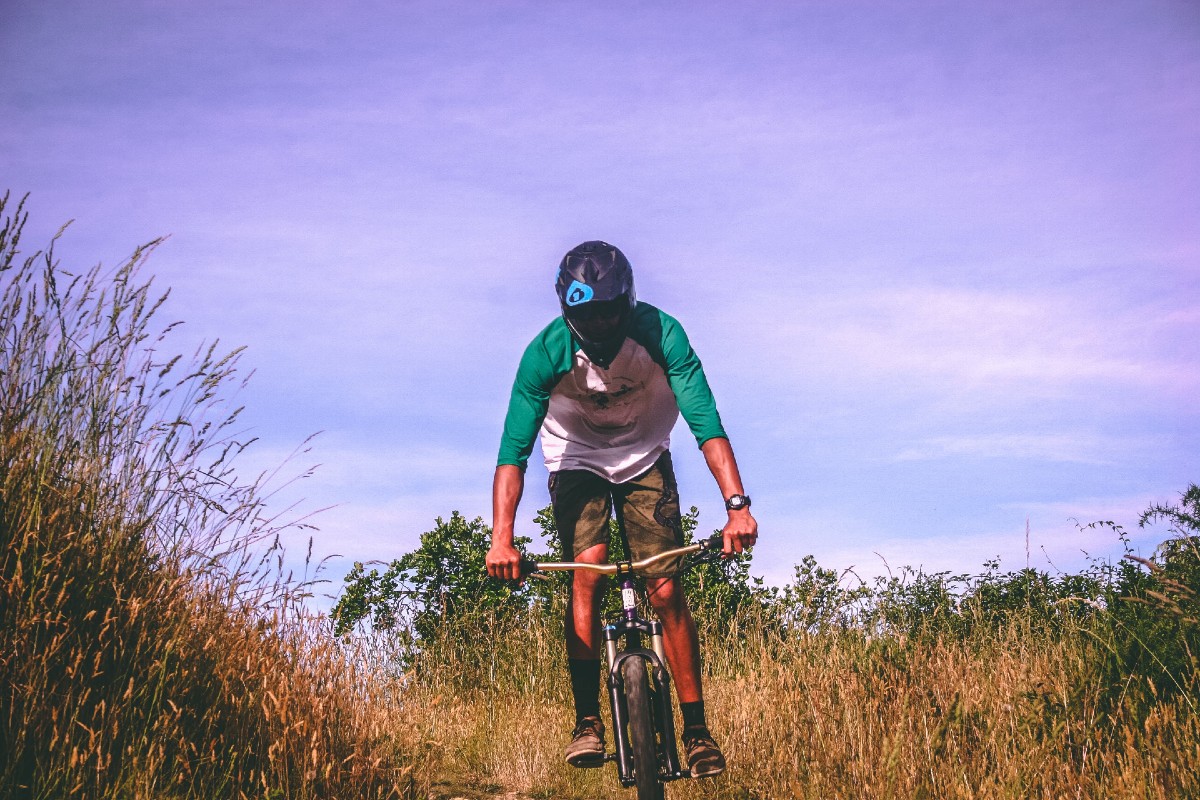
[564,280,594,307]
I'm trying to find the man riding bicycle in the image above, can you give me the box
[486,241,758,778]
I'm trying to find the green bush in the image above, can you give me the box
[336,487,1199,682]
[332,511,555,640]
[1087,486,1200,723]
[333,504,771,641]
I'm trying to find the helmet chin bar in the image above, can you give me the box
[565,318,627,369]
[584,337,626,370]
[563,294,634,369]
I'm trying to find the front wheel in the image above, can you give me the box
[622,657,664,800]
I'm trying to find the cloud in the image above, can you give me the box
[890,432,1166,465]
[730,284,1199,408]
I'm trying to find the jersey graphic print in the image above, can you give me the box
[588,380,637,410]
[583,375,642,432]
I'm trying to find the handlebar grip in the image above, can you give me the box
[483,557,539,582]
[698,533,725,551]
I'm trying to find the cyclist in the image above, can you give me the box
[486,241,757,779]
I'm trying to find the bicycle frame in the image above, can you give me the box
[529,532,724,789]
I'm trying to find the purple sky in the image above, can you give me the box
[3,0,1198,602]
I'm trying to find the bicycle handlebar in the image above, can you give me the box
[522,533,726,577]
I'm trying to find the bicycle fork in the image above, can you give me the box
[604,570,689,786]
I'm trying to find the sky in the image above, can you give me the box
[3,0,1198,606]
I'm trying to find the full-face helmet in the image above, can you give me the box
[555,241,637,368]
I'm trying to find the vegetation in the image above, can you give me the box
[2,191,1196,798]
[0,194,410,799]
[338,489,1200,799]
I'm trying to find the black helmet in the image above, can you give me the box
[555,241,637,368]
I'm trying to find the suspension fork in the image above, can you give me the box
[604,563,686,782]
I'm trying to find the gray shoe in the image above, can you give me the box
[565,716,606,768]
[683,726,726,778]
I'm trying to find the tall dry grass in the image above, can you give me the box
[0,194,411,799]
[708,617,1196,799]
[382,604,1198,799]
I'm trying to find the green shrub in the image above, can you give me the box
[1086,486,1200,723]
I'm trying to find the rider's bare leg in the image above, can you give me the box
[646,575,702,703]
[565,541,609,659]
[563,543,610,765]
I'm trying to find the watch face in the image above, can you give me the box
[727,494,749,510]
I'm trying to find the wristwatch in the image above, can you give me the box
[724,494,752,511]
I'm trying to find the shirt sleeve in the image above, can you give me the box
[496,335,557,471]
[657,310,728,447]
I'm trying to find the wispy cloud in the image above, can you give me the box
[734,285,1199,405]
[890,432,1166,465]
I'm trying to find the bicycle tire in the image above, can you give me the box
[622,657,664,800]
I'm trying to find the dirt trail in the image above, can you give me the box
[425,783,533,800]
[430,792,532,800]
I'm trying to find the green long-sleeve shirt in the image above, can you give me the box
[497,302,726,482]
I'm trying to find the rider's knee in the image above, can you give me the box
[572,571,607,599]
[647,576,685,615]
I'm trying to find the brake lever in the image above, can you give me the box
[680,534,728,572]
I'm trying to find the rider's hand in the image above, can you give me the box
[721,509,758,556]
[486,542,525,582]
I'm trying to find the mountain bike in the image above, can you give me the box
[519,529,727,800]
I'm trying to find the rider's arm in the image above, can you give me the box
[488,464,526,581]
[490,324,571,581]
[643,307,727,447]
[644,307,756,555]
[497,321,575,470]
[701,438,758,555]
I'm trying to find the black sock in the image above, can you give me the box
[680,700,707,731]
[568,658,602,722]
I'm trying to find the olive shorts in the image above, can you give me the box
[548,451,685,578]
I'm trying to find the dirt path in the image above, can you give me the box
[428,792,533,800]
[424,781,533,800]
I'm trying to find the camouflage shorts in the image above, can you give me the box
[547,451,685,578]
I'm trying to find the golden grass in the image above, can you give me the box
[0,193,411,799]
[377,609,1198,800]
